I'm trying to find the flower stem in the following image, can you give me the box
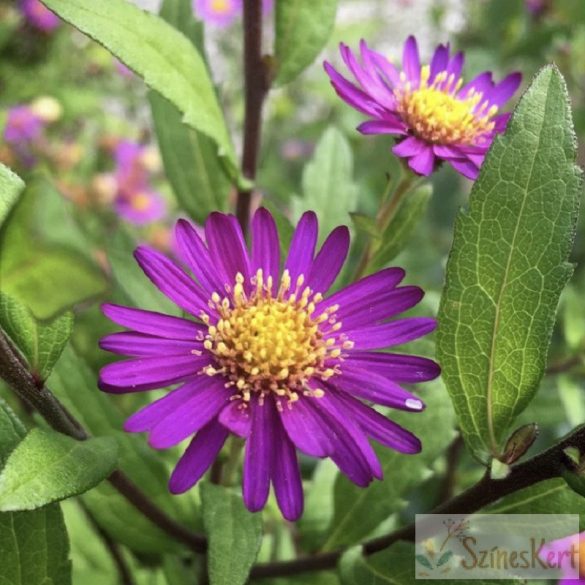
[235,0,271,236]
[352,172,420,281]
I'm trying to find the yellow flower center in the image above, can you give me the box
[210,0,231,14]
[201,269,353,404]
[396,65,498,145]
[130,192,152,212]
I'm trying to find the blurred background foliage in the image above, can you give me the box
[1,1,585,584]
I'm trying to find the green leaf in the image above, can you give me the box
[0,293,73,381]
[150,0,229,222]
[275,0,338,85]
[0,163,24,229]
[370,184,433,270]
[41,0,238,178]
[437,66,582,462]
[0,428,118,511]
[201,483,262,585]
[0,401,72,585]
[339,542,518,585]
[293,127,357,242]
[48,346,189,553]
[106,227,179,315]
[323,376,456,550]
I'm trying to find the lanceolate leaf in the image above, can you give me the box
[41,0,238,178]
[150,0,230,222]
[294,127,357,243]
[201,483,263,585]
[275,0,338,85]
[0,163,24,229]
[0,293,73,381]
[323,376,456,550]
[0,400,72,585]
[0,429,118,511]
[437,66,582,462]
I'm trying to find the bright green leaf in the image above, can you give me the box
[275,0,338,85]
[294,127,357,243]
[0,428,118,511]
[201,483,263,585]
[0,400,72,585]
[437,66,582,462]
[41,0,238,177]
[0,163,24,229]
[0,293,73,381]
[323,375,456,550]
[370,184,433,270]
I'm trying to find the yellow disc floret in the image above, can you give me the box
[396,65,498,145]
[201,269,353,405]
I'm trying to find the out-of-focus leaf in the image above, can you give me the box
[0,428,117,511]
[106,228,179,315]
[0,400,72,585]
[562,285,585,349]
[294,127,357,242]
[370,184,433,271]
[437,66,581,462]
[201,483,262,585]
[0,293,73,381]
[558,376,585,427]
[41,0,238,178]
[150,0,230,222]
[275,0,338,85]
[48,346,189,553]
[323,377,456,550]
[0,163,24,229]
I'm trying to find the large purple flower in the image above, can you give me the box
[99,209,439,520]
[324,36,522,179]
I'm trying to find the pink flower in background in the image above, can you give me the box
[539,532,584,583]
[19,0,60,32]
[324,36,522,179]
[193,0,272,27]
[112,141,166,225]
[4,106,44,144]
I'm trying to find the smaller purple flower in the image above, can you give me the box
[324,36,522,179]
[19,0,60,32]
[4,105,44,145]
[539,532,584,583]
[525,0,549,16]
[193,0,242,27]
[115,191,167,225]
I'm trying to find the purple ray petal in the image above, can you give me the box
[251,207,280,283]
[205,212,250,287]
[333,366,425,411]
[169,420,229,493]
[493,112,511,132]
[100,332,201,357]
[124,381,204,432]
[307,226,350,294]
[344,317,437,350]
[134,246,209,317]
[243,396,274,512]
[102,304,205,340]
[407,145,435,176]
[392,136,426,158]
[429,43,449,82]
[444,51,464,86]
[402,36,421,86]
[278,397,334,457]
[284,211,318,285]
[219,400,252,438]
[99,354,209,393]
[271,419,303,521]
[357,119,406,135]
[364,44,401,88]
[343,352,440,383]
[449,158,480,180]
[459,71,494,99]
[336,285,424,330]
[148,378,231,448]
[318,267,405,314]
[488,72,522,108]
[175,219,226,295]
[335,391,421,453]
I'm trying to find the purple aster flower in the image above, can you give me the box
[193,0,242,27]
[112,140,166,225]
[4,105,44,144]
[324,36,522,179]
[539,532,583,583]
[19,0,60,32]
[98,209,439,520]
